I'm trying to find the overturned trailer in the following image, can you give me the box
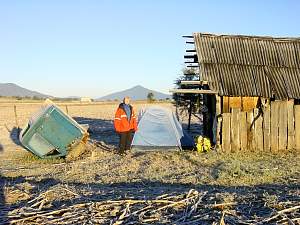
[19,102,89,159]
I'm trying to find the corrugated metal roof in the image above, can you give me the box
[193,33,300,99]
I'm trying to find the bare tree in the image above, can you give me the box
[147,92,155,103]
[173,68,206,129]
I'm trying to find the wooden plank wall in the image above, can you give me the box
[295,105,300,150]
[222,96,259,113]
[220,100,298,152]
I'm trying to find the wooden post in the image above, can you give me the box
[65,105,69,115]
[263,105,271,151]
[211,95,217,144]
[14,105,19,127]
[215,95,222,148]
[175,96,179,121]
[247,110,254,151]
[14,105,20,135]
[287,100,295,150]
[187,98,192,130]
[295,105,300,150]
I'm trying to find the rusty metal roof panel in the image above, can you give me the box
[193,33,300,99]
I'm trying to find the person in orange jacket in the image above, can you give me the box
[114,96,138,155]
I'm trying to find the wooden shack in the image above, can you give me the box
[171,33,300,152]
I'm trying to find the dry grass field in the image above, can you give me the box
[0,100,299,224]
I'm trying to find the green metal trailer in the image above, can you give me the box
[19,104,88,159]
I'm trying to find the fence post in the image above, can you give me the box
[65,105,69,115]
[247,110,254,151]
[14,105,19,128]
[14,105,21,135]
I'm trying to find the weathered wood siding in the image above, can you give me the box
[219,100,299,152]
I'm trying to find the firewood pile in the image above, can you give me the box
[4,186,300,224]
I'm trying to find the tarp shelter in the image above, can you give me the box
[131,106,194,151]
[19,102,88,159]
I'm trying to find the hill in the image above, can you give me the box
[97,85,171,101]
[0,83,50,98]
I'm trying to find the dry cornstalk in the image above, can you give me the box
[262,205,300,223]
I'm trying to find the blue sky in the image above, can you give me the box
[0,0,299,98]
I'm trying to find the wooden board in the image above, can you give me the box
[231,108,240,152]
[278,101,288,151]
[263,105,271,151]
[180,80,209,85]
[239,111,247,151]
[222,113,231,152]
[270,101,279,152]
[287,100,295,150]
[295,105,300,150]
[223,96,229,113]
[229,97,242,109]
[242,97,259,112]
[254,109,264,151]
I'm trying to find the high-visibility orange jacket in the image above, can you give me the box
[114,103,138,133]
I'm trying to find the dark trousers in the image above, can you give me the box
[118,130,134,154]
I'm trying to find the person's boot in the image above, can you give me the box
[118,149,126,156]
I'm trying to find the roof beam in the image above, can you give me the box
[186,65,199,68]
[186,49,196,52]
[180,80,209,85]
[185,62,198,65]
[170,89,217,94]
[184,71,199,75]
[184,55,197,59]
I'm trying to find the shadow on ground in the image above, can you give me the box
[0,144,7,224]
[1,173,299,224]
[74,117,119,147]
[9,127,22,147]
[73,116,201,148]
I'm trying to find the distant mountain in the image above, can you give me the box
[97,85,171,101]
[0,83,50,98]
[66,96,81,99]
